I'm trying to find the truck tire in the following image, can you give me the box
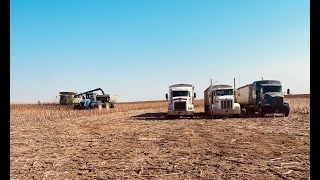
[284,107,290,117]
[246,107,253,115]
[233,114,240,118]
[258,106,265,117]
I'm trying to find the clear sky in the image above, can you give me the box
[10,0,310,103]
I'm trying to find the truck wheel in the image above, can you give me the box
[258,106,265,117]
[284,107,290,117]
[233,114,240,118]
[246,107,252,115]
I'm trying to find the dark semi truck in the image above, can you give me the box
[235,80,290,117]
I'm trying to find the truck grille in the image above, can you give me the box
[174,101,186,111]
[271,97,283,106]
[80,102,85,106]
[220,100,233,109]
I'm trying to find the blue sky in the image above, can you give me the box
[10,0,310,102]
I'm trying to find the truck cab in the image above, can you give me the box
[204,85,240,117]
[254,81,290,116]
[166,84,196,119]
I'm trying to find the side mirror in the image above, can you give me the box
[194,93,196,98]
[287,89,290,95]
[165,93,168,100]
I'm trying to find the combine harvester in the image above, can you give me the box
[59,92,82,105]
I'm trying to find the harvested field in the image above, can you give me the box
[10,97,310,179]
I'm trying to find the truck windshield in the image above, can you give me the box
[172,91,189,97]
[215,89,233,96]
[263,86,282,93]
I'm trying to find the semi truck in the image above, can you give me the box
[235,80,290,117]
[165,84,196,119]
[204,84,241,117]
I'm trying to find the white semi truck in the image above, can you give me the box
[204,84,241,117]
[165,84,196,119]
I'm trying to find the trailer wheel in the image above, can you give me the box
[284,106,290,117]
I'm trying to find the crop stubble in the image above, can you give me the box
[10,97,310,179]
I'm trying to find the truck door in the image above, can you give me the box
[252,83,256,105]
[211,91,214,105]
[252,83,261,105]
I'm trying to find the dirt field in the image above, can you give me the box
[10,97,310,179]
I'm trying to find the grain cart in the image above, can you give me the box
[235,80,290,117]
[73,88,118,110]
[204,84,240,117]
[165,84,196,119]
